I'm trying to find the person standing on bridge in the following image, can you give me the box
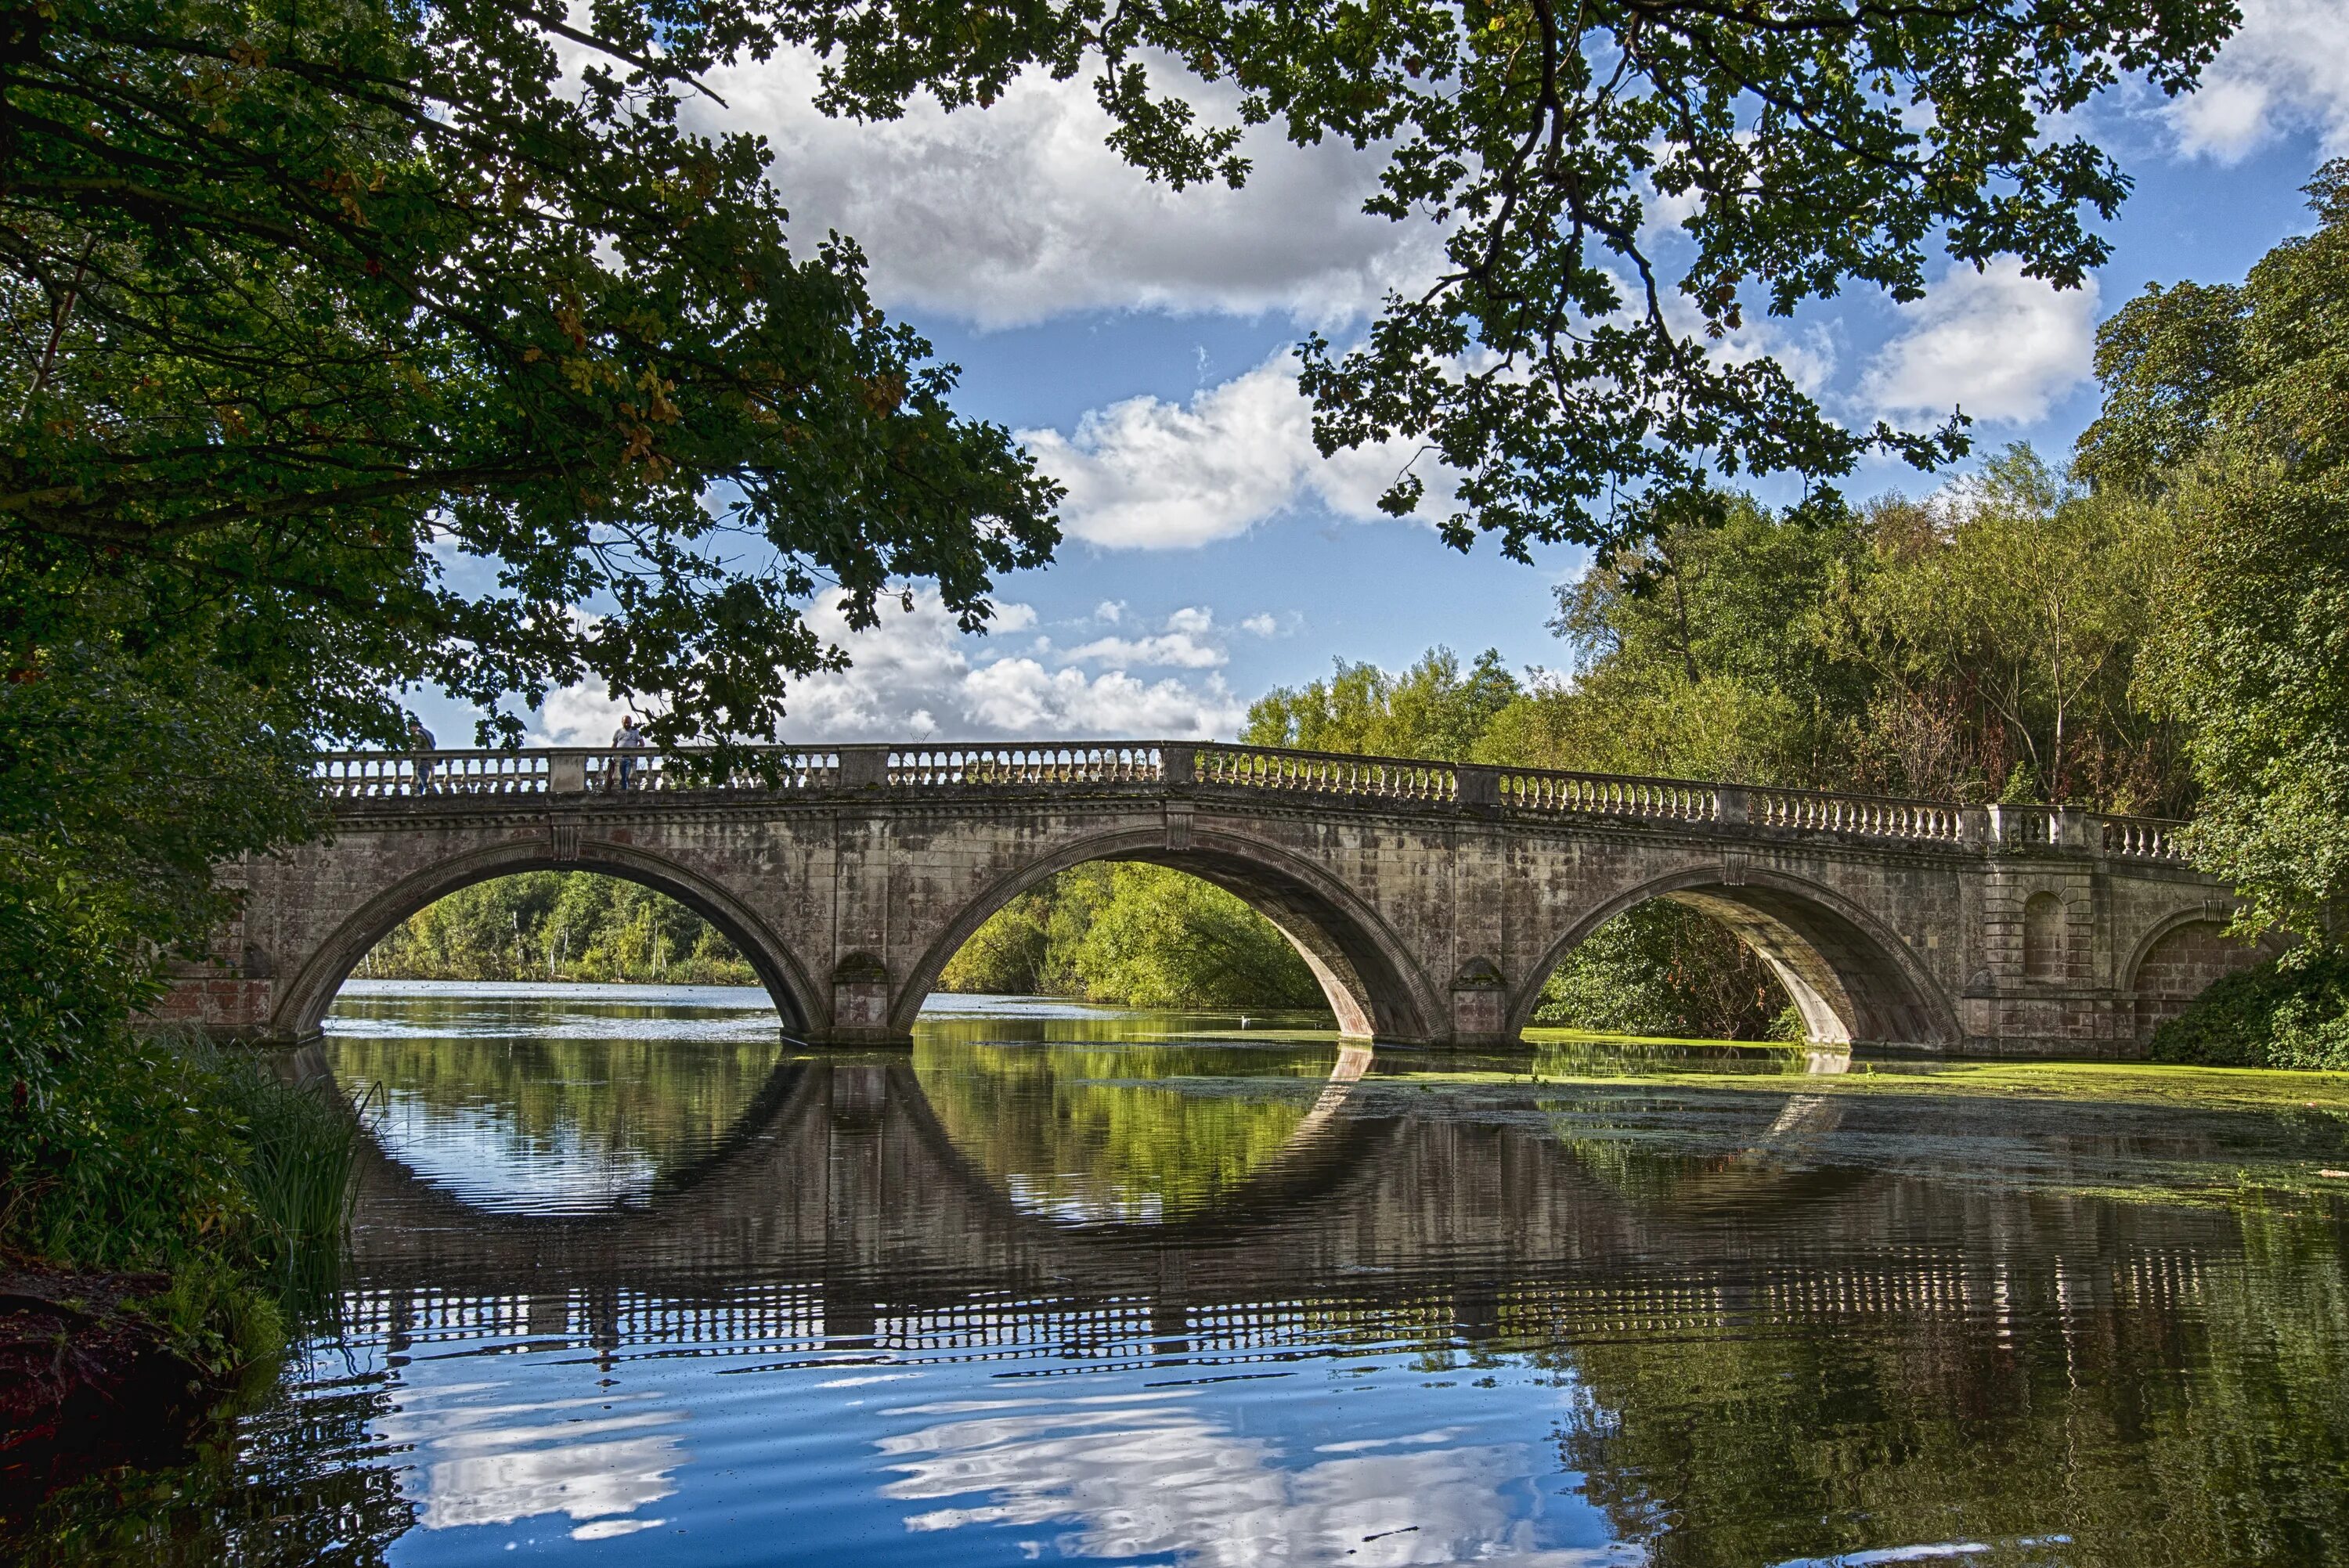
[611,712,649,791]
[406,713,437,793]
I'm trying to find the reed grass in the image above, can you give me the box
[214,1058,367,1312]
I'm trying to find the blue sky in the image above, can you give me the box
[449,5,2349,749]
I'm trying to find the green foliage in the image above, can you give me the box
[132,1252,285,1390]
[214,1068,362,1304]
[1244,647,1520,762]
[915,1036,1337,1221]
[1489,467,2185,811]
[1065,864,1326,1011]
[2090,166,2349,946]
[801,0,2233,556]
[938,863,1323,1011]
[0,632,325,1126]
[362,872,755,985]
[0,1029,252,1270]
[937,886,1058,996]
[1535,903,1792,1042]
[2151,954,2349,1072]
[1824,451,2178,810]
[323,1027,781,1182]
[8,0,1057,754]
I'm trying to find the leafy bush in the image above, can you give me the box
[0,1029,251,1271]
[2151,952,2349,1071]
[940,863,1323,1011]
[1535,903,1792,1041]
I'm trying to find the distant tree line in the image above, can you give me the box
[361,873,756,986]
[938,863,1324,1012]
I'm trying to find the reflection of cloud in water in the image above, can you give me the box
[374,1383,685,1532]
[366,1090,660,1211]
[878,1393,1636,1566]
[1005,1170,1165,1224]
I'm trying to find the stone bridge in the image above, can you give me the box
[164,741,2257,1057]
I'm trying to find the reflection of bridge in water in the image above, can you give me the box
[341,1052,2234,1364]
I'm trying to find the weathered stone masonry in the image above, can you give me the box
[157,742,2264,1058]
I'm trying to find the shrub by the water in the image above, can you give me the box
[1534,903,1798,1041]
[1,1027,364,1381]
[2151,952,2349,1071]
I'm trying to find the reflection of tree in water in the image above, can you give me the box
[9,1368,414,1567]
[324,1031,781,1185]
[1548,1206,2349,1568]
[1535,1082,1853,1211]
[912,1026,1338,1223]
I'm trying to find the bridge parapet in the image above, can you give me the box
[310,742,2189,864]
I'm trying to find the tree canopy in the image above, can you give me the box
[799,0,2235,559]
[2084,162,2349,946]
[5,0,2246,757]
[5,0,1059,748]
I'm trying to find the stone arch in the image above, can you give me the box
[890,825,1447,1043]
[1506,864,1961,1049]
[272,838,823,1042]
[2123,906,2276,1042]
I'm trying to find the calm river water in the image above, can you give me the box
[19,982,2349,1566]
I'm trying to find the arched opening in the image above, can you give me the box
[1513,871,1959,1051]
[894,831,1445,1044]
[901,848,1408,1224]
[930,861,1333,1020]
[315,868,811,1213]
[2127,915,2276,1040]
[273,844,821,1042]
[1528,899,1800,1043]
[2022,892,2064,980]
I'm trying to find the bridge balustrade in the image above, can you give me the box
[1496,771,1715,820]
[312,742,2191,860]
[885,744,1165,787]
[1194,745,1456,802]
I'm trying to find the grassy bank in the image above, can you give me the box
[0,1033,366,1497]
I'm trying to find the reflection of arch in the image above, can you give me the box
[892,827,1446,1043]
[342,1041,1387,1245]
[275,838,821,1040]
[1509,865,1961,1048]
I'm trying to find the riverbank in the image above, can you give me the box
[0,1259,274,1504]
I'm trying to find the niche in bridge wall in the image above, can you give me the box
[933,861,1332,1015]
[2022,893,2066,981]
[1530,901,1797,1043]
[352,871,755,986]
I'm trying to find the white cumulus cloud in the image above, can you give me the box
[533,589,1243,744]
[1060,607,1229,669]
[697,51,1441,330]
[1860,259,2098,427]
[2169,0,2349,162]
[1022,355,1452,549]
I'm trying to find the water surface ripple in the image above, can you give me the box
[18,982,2349,1566]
